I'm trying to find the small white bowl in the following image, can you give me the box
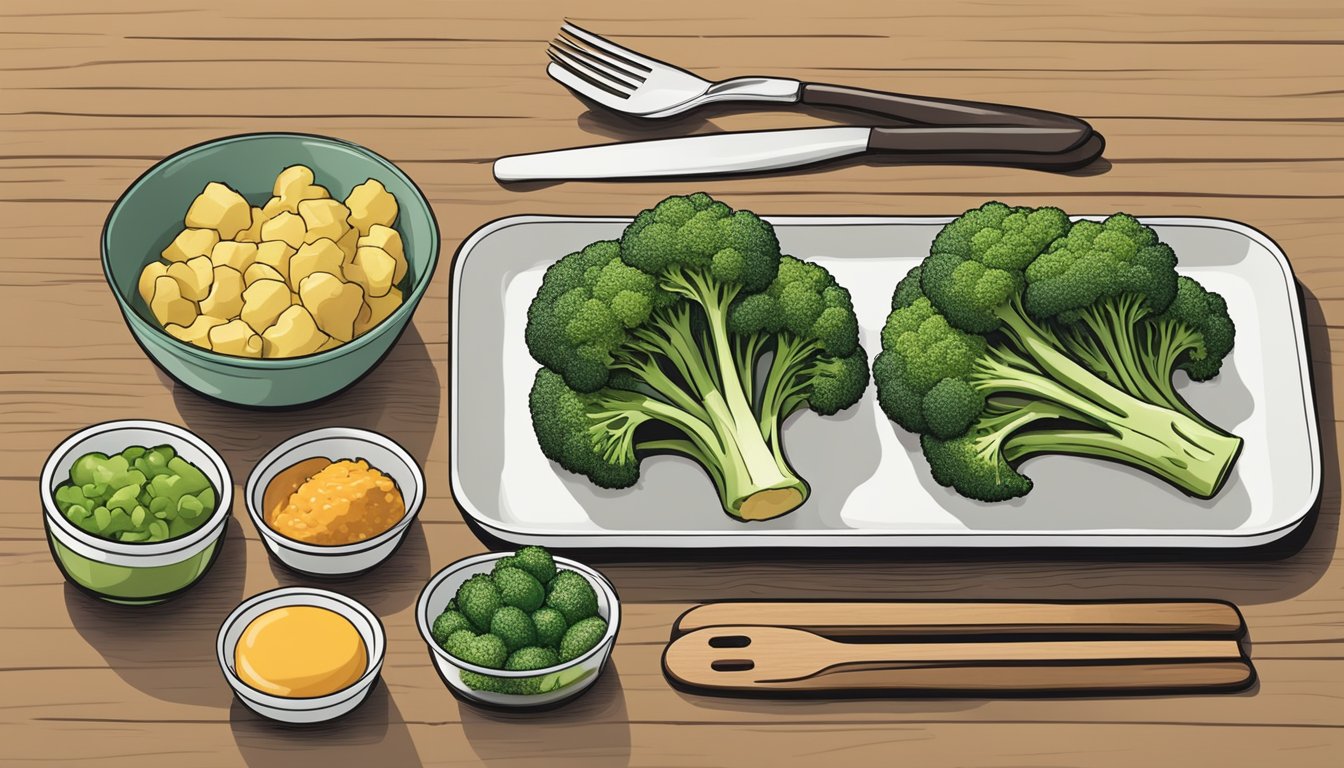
[41,419,234,605]
[217,586,386,724]
[416,552,621,710]
[244,427,424,577]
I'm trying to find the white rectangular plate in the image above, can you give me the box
[451,215,1320,548]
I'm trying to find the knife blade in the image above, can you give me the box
[494,127,871,181]
[493,126,1103,181]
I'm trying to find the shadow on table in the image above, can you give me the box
[459,664,632,767]
[265,518,430,615]
[231,681,421,767]
[64,516,248,707]
[168,324,440,493]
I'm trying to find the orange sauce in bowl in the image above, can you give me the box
[263,457,405,546]
[235,605,368,697]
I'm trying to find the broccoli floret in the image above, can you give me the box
[545,570,598,624]
[430,609,474,646]
[559,617,609,662]
[512,546,558,584]
[506,646,560,671]
[489,606,538,652]
[444,630,509,669]
[876,203,1242,501]
[531,607,568,648]
[493,566,545,613]
[526,194,869,522]
[454,574,502,633]
[728,255,870,511]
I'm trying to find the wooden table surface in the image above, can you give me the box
[3,1,1343,765]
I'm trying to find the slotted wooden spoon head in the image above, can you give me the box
[663,626,839,688]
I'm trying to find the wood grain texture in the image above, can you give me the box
[2,0,1343,766]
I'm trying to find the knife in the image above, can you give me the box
[493,126,1104,182]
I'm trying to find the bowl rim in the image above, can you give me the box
[41,419,234,558]
[216,586,387,711]
[101,131,440,368]
[243,427,425,556]
[416,552,622,679]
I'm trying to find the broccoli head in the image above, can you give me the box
[489,606,538,652]
[526,194,869,521]
[430,609,474,646]
[454,574,502,633]
[444,630,509,669]
[876,203,1242,502]
[511,546,558,584]
[559,617,609,663]
[545,570,599,625]
[506,646,560,671]
[531,607,568,648]
[493,566,545,613]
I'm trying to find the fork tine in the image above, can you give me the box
[555,33,647,83]
[560,21,665,73]
[546,50,631,101]
[552,37,644,88]
[547,45,636,95]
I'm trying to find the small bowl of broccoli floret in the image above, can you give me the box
[415,546,619,709]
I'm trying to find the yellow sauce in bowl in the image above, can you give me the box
[235,605,368,697]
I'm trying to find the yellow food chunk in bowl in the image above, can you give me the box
[209,318,263,358]
[162,228,220,263]
[345,179,398,235]
[185,182,251,240]
[254,241,296,283]
[234,206,266,243]
[240,279,292,334]
[289,238,345,287]
[263,305,330,358]
[210,241,258,272]
[244,262,285,285]
[165,315,226,349]
[299,272,364,343]
[358,225,407,285]
[150,275,198,328]
[261,212,306,250]
[299,198,352,245]
[355,286,403,337]
[200,266,245,318]
[138,261,168,304]
[166,255,214,302]
[345,246,396,299]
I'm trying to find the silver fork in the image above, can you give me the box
[547,22,799,119]
[547,21,1093,151]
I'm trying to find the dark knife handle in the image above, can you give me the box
[802,82,1092,154]
[865,131,1105,171]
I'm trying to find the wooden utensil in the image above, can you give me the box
[671,600,1246,639]
[663,625,1254,695]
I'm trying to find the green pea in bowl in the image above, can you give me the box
[42,420,233,605]
[102,133,439,408]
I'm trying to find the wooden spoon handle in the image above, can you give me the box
[673,600,1245,638]
[833,638,1244,665]
[773,660,1255,692]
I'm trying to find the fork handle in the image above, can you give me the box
[802,82,1092,153]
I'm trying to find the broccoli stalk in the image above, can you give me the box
[527,194,868,521]
[876,204,1242,502]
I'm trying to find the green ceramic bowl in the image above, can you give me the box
[102,133,439,408]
